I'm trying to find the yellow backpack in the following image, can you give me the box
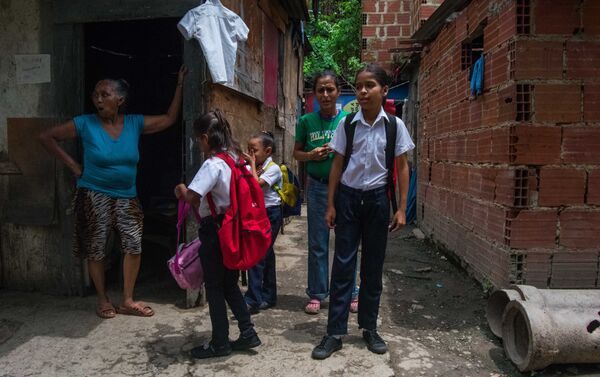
[265,161,302,217]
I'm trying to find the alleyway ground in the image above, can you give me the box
[1,212,600,377]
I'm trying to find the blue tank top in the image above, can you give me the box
[73,114,145,198]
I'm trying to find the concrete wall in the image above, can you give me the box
[417,0,600,288]
[0,0,50,152]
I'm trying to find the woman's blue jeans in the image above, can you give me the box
[306,176,359,301]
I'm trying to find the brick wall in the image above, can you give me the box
[361,0,413,69]
[417,0,600,288]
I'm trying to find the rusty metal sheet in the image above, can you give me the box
[4,118,58,225]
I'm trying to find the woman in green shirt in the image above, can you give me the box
[294,71,359,314]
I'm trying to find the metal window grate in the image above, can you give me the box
[461,43,472,70]
[516,84,532,121]
[516,0,531,34]
[362,38,367,50]
[362,13,367,25]
[508,40,516,80]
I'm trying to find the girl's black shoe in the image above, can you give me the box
[231,333,262,351]
[190,342,232,359]
[311,335,342,359]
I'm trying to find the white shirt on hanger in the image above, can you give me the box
[178,0,249,84]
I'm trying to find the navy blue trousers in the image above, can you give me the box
[245,206,282,308]
[327,184,390,336]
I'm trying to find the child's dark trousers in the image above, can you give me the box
[198,217,256,347]
[327,184,390,336]
[245,205,282,308]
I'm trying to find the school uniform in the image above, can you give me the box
[326,108,414,336]
[245,156,283,309]
[188,154,256,348]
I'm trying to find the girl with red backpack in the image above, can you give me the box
[174,110,261,359]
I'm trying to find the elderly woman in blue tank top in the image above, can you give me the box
[39,66,187,319]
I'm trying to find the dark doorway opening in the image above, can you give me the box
[84,18,183,286]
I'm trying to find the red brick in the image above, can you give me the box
[583,0,600,35]
[387,25,401,36]
[387,0,402,13]
[509,210,558,249]
[550,251,599,288]
[368,13,382,24]
[534,0,580,35]
[512,126,562,165]
[534,85,582,123]
[498,85,516,122]
[494,169,516,206]
[524,250,552,288]
[566,41,600,81]
[397,12,410,25]
[363,0,377,12]
[560,210,600,249]
[538,168,586,207]
[562,127,600,164]
[382,12,396,24]
[514,41,564,80]
[362,25,376,37]
[584,85,600,122]
[588,170,600,205]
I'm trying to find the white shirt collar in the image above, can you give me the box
[261,156,274,170]
[350,107,389,128]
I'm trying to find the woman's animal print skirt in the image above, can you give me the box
[73,188,144,261]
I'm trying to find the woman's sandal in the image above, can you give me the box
[96,301,117,319]
[350,297,359,313]
[304,299,321,314]
[116,302,155,317]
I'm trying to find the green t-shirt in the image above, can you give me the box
[295,110,348,179]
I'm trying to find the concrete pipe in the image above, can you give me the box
[486,289,522,338]
[502,300,600,372]
[486,285,600,338]
[514,285,600,308]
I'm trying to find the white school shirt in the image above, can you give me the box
[260,157,283,208]
[329,108,415,191]
[188,156,232,218]
[178,0,249,84]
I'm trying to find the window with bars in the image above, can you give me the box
[516,0,531,34]
[516,84,532,121]
[362,38,367,50]
[461,34,484,70]
[362,13,367,25]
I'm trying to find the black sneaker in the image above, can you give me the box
[230,333,262,351]
[190,342,232,359]
[247,305,260,315]
[311,335,342,360]
[362,330,387,354]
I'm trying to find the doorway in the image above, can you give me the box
[84,18,183,285]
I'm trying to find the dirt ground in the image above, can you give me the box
[1,213,600,376]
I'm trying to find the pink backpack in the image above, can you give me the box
[168,199,203,289]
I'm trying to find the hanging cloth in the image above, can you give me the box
[470,54,485,97]
[178,0,249,84]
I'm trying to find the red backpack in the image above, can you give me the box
[206,152,272,270]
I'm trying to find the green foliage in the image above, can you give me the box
[303,0,362,87]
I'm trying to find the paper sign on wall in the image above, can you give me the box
[15,54,51,84]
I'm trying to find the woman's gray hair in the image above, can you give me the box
[102,78,130,111]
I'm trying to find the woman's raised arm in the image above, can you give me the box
[143,65,188,134]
